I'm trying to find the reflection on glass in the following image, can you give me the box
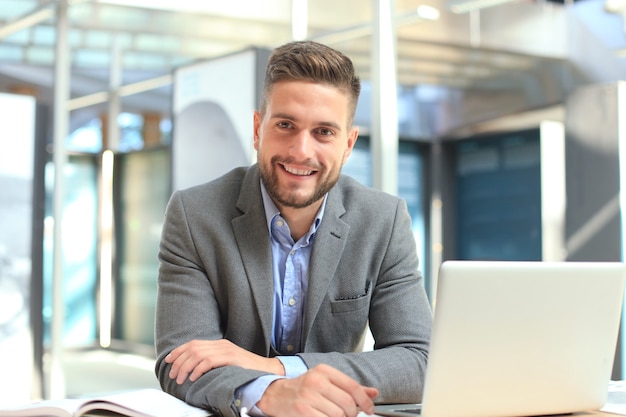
[43,155,98,347]
[65,112,166,154]
[66,118,102,153]
[118,113,145,152]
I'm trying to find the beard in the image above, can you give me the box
[259,155,341,209]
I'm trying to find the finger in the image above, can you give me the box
[323,386,364,417]
[189,359,215,381]
[165,345,185,363]
[315,365,377,416]
[365,386,379,399]
[171,357,191,383]
[175,353,209,384]
[260,378,343,417]
[175,360,196,384]
[168,350,189,379]
[169,351,198,384]
[348,386,376,416]
[357,387,379,415]
[178,347,226,383]
[169,342,228,383]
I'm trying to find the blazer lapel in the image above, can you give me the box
[302,185,349,345]
[232,165,275,354]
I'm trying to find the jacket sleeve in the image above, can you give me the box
[154,190,272,417]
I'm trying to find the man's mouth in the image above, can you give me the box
[281,164,316,176]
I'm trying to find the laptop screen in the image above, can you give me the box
[378,261,625,417]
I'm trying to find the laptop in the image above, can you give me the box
[375,260,626,417]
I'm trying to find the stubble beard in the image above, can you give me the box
[259,155,341,209]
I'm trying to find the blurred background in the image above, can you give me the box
[0,0,624,407]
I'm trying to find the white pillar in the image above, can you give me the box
[49,0,70,400]
[98,37,122,348]
[107,37,122,151]
[370,0,398,195]
[291,0,308,40]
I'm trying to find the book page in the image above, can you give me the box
[0,389,210,417]
[76,389,210,417]
[0,398,83,417]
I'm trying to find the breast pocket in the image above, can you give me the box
[330,294,370,313]
[330,280,372,314]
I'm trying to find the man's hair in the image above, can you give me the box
[260,41,361,124]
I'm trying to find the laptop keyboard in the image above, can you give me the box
[394,408,422,414]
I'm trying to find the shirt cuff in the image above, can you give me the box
[236,357,307,416]
[237,375,284,417]
[277,355,308,378]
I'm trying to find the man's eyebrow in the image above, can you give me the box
[271,113,342,131]
[318,121,342,131]
[271,112,296,121]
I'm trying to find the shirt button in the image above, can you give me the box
[276,220,284,227]
[234,399,242,407]
[288,297,296,306]
[290,250,296,256]
[287,344,294,352]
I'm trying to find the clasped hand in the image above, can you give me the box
[165,339,378,417]
[166,339,284,383]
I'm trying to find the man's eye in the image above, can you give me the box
[318,128,333,136]
[278,121,292,129]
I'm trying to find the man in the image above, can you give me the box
[155,40,432,417]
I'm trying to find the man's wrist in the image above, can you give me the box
[269,357,286,376]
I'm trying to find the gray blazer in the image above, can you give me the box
[155,164,432,416]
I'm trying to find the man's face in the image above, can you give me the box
[254,80,358,210]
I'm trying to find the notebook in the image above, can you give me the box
[375,260,626,417]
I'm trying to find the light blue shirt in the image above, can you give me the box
[236,181,327,415]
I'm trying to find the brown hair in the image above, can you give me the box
[260,41,361,124]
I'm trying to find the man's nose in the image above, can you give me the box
[289,130,313,157]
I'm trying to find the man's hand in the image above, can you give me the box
[165,339,285,384]
[256,364,379,417]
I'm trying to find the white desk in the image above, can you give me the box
[368,412,619,417]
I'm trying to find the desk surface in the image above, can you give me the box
[369,413,619,417]
[538,413,615,417]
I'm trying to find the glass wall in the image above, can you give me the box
[114,147,170,346]
[42,112,173,350]
[398,141,428,284]
[454,129,542,261]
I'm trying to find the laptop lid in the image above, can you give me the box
[377,261,625,417]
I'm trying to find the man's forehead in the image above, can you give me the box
[265,81,352,124]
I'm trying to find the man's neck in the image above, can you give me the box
[279,201,323,242]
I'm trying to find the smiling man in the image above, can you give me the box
[155,41,432,417]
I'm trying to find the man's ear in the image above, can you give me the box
[343,126,359,164]
[253,110,261,150]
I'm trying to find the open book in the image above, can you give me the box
[0,388,211,417]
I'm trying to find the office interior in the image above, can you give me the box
[0,0,625,408]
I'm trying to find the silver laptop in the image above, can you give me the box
[376,260,625,417]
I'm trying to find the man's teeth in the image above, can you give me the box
[284,166,313,176]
